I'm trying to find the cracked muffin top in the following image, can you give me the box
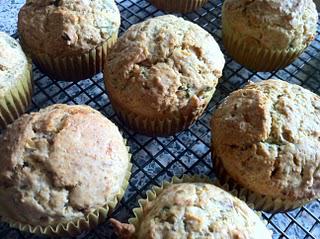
[112,183,272,239]
[18,0,120,57]
[222,0,318,49]
[211,79,320,201]
[0,32,30,98]
[0,104,130,225]
[104,15,225,118]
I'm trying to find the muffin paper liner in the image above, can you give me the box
[125,175,270,238]
[21,32,118,82]
[0,61,32,129]
[0,142,132,236]
[222,23,306,72]
[149,0,208,13]
[212,152,312,213]
[112,104,207,137]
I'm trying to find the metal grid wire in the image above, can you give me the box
[0,0,320,238]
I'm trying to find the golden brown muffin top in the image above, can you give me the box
[112,183,272,239]
[0,104,130,225]
[18,0,120,57]
[105,15,225,119]
[222,0,318,49]
[0,32,29,98]
[212,79,320,201]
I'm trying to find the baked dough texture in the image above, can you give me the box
[18,0,121,57]
[105,14,225,120]
[222,0,318,50]
[114,183,272,239]
[212,79,320,202]
[0,104,130,225]
[0,32,29,98]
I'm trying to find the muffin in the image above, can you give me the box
[149,0,208,13]
[0,32,32,129]
[222,0,318,71]
[211,79,320,212]
[0,104,131,236]
[18,0,120,81]
[111,179,272,238]
[104,15,225,136]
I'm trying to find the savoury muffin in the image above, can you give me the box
[0,104,131,235]
[111,181,272,239]
[104,15,225,136]
[211,79,320,212]
[222,0,318,71]
[18,0,120,81]
[0,32,32,129]
[149,0,208,13]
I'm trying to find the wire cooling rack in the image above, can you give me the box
[1,0,320,238]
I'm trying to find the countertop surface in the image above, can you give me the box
[0,0,24,35]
